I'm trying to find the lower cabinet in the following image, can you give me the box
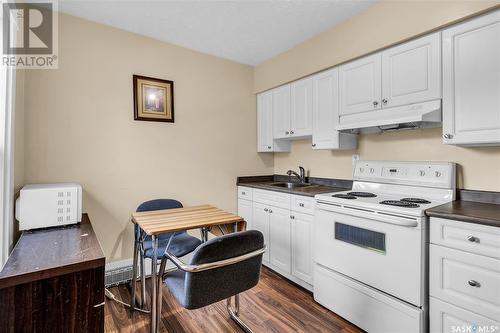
[291,212,313,284]
[429,217,500,332]
[238,186,314,289]
[269,207,292,273]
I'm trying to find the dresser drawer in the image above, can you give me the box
[237,186,253,201]
[291,195,315,215]
[430,217,500,260]
[430,297,500,333]
[430,244,500,320]
[253,189,290,209]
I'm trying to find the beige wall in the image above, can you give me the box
[257,1,500,192]
[22,14,273,263]
[275,128,500,191]
[254,1,500,92]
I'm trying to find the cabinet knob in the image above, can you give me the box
[382,98,388,105]
[443,134,453,139]
[267,146,272,149]
[312,143,316,147]
[269,209,273,213]
[285,131,289,135]
[264,208,268,212]
[373,101,379,107]
[290,215,295,219]
[467,235,479,243]
[468,280,481,287]
[299,203,305,207]
[290,130,294,135]
[241,191,245,195]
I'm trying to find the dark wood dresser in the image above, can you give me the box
[0,214,105,332]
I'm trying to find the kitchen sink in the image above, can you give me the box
[270,182,313,189]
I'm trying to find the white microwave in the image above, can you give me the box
[15,183,83,230]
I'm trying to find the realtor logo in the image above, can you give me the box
[2,1,58,68]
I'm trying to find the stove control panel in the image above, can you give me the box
[354,161,456,189]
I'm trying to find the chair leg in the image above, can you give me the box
[139,249,146,308]
[156,257,167,330]
[227,294,253,333]
[130,238,139,312]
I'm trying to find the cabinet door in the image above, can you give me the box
[269,206,291,273]
[442,11,500,145]
[290,77,313,137]
[312,68,357,150]
[237,198,253,230]
[291,212,313,284]
[339,53,382,115]
[256,91,273,152]
[272,84,291,139]
[252,202,270,263]
[381,32,441,108]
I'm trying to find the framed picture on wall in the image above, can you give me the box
[133,75,174,122]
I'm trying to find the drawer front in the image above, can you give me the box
[253,189,290,209]
[430,297,500,333]
[430,217,500,260]
[237,186,253,201]
[430,244,500,320]
[291,195,315,215]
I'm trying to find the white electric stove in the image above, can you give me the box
[313,160,456,333]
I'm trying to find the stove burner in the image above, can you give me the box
[401,198,431,204]
[347,191,377,198]
[380,200,420,208]
[332,194,357,199]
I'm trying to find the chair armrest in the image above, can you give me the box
[165,245,266,273]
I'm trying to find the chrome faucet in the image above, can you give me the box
[287,166,306,183]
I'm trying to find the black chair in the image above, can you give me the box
[131,199,202,309]
[163,230,265,333]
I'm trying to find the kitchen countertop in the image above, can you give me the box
[237,175,351,197]
[426,190,500,228]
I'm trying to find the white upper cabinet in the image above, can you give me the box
[339,53,382,115]
[257,90,291,152]
[442,10,500,146]
[290,77,313,137]
[257,91,273,152]
[381,32,441,109]
[272,84,291,139]
[312,68,357,150]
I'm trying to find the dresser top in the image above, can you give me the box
[0,214,105,289]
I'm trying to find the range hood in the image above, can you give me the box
[336,99,442,134]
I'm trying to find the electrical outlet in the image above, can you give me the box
[352,154,360,166]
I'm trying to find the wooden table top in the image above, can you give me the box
[131,204,245,236]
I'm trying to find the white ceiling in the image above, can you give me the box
[59,0,377,66]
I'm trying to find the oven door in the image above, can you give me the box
[314,202,425,307]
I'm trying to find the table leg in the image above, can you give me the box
[155,233,174,330]
[130,231,139,312]
[150,235,158,333]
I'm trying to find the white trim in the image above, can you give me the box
[0,65,16,268]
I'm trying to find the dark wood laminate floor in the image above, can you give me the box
[105,267,363,333]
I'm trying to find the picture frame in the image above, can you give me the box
[133,74,174,123]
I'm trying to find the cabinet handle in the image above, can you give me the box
[312,143,316,147]
[290,130,294,135]
[285,131,289,135]
[468,280,481,287]
[382,98,388,105]
[290,215,295,219]
[467,235,479,243]
[269,209,273,213]
[267,146,272,149]
[443,134,453,139]
[373,101,378,107]
[299,203,305,207]
[241,191,245,195]
[264,208,268,212]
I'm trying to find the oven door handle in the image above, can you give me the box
[316,202,419,228]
